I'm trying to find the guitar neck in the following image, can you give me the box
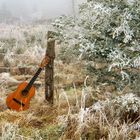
[24,67,42,91]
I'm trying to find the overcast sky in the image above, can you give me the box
[0,0,85,20]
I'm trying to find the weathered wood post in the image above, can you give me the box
[45,31,55,104]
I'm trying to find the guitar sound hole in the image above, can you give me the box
[21,89,28,96]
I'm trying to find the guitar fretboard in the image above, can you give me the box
[23,67,42,94]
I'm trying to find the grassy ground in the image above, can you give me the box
[0,24,140,140]
[0,59,87,139]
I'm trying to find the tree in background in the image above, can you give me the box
[53,0,140,92]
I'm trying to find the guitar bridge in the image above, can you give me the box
[13,98,25,107]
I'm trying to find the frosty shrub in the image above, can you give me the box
[56,90,140,139]
[93,93,140,122]
[53,0,140,90]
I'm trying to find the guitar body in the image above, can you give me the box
[6,82,35,111]
[6,56,50,111]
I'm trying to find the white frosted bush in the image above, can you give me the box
[93,93,140,117]
[112,93,140,112]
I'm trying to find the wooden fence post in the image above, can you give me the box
[45,31,55,104]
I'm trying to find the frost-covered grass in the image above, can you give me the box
[0,1,140,138]
[3,45,45,67]
[1,79,140,140]
[0,23,49,67]
[0,70,140,139]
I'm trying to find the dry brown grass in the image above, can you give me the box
[0,24,140,140]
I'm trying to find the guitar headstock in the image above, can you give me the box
[40,56,50,69]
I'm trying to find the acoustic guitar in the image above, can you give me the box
[6,56,50,111]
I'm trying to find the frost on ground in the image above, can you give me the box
[0,0,140,139]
